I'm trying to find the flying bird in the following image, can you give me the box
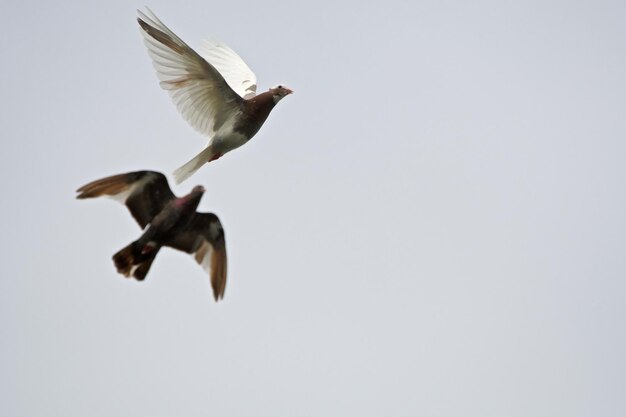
[76,171,227,301]
[137,8,293,184]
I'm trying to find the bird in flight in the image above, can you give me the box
[76,171,228,301]
[137,8,293,183]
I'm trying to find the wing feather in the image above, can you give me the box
[198,39,257,99]
[76,171,175,229]
[165,213,227,301]
[137,8,244,138]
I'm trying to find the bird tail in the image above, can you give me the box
[172,146,216,184]
[112,241,159,281]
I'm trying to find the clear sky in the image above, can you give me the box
[2,0,626,416]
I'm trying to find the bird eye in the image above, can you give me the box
[278,85,283,89]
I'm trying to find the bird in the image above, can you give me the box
[137,8,293,184]
[76,170,228,301]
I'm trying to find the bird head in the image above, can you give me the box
[269,84,293,103]
[191,185,206,195]
[189,185,206,204]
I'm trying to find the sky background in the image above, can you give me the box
[2,0,626,415]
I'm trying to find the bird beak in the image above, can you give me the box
[285,88,294,95]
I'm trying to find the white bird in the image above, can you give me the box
[137,8,293,183]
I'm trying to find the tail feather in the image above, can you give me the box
[112,242,159,281]
[173,146,215,184]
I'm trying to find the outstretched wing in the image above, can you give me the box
[199,39,257,99]
[137,8,244,138]
[166,213,227,301]
[76,171,175,229]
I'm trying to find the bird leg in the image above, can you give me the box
[209,153,223,162]
[141,242,157,255]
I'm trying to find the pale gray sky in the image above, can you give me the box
[2,0,626,416]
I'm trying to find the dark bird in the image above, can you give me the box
[76,171,227,301]
[137,8,294,184]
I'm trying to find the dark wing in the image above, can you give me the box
[76,171,176,228]
[166,213,227,301]
[137,8,245,138]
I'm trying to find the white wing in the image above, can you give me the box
[137,8,243,138]
[199,39,257,99]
